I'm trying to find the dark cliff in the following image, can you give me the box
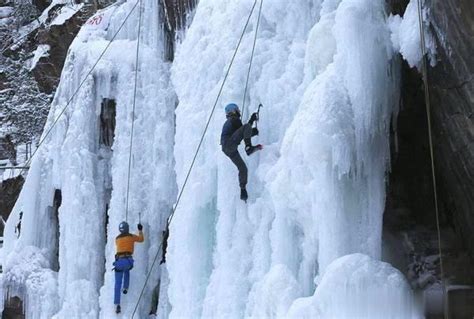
[384,0,474,316]
[428,0,474,255]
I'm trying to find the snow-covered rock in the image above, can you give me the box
[0,6,13,26]
[29,44,50,71]
[388,0,436,68]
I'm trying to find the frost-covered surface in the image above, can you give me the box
[388,0,436,68]
[287,254,421,318]
[168,0,416,318]
[29,44,50,71]
[2,0,175,317]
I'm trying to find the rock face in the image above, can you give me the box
[383,0,474,302]
[0,1,95,235]
[0,176,24,236]
[384,0,474,255]
[427,0,474,256]
[32,4,95,94]
[162,0,198,61]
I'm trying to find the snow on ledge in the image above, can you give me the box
[29,44,51,71]
[0,6,14,27]
[0,6,13,18]
[50,3,84,26]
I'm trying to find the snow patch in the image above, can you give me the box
[0,6,13,18]
[0,17,12,27]
[29,45,51,71]
[0,6,13,26]
[1,166,22,182]
[50,3,84,26]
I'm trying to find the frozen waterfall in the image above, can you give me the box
[168,0,418,318]
[2,0,176,317]
[1,0,425,318]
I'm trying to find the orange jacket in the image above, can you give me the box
[115,231,144,255]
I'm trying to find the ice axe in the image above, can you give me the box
[256,103,263,129]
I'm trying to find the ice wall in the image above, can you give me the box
[2,0,176,317]
[168,0,418,318]
[269,0,400,279]
[287,254,421,318]
[168,0,320,317]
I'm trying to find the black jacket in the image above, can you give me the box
[220,115,243,146]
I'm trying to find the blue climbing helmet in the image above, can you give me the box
[225,103,240,116]
[119,221,129,234]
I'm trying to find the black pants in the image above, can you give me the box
[222,124,252,188]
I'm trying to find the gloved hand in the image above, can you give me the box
[138,223,143,231]
[248,112,258,125]
[252,127,259,136]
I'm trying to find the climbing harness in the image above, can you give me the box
[15,0,142,178]
[125,0,143,223]
[241,0,264,120]
[130,0,264,317]
[416,0,447,317]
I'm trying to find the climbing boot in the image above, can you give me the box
[244,138,252,147]
[115,305,121,314]
[123,288,128,294]
[240,188,248,201]
[245,144,263,156]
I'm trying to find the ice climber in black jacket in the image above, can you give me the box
[220,103,262,201]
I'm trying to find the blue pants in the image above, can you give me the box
[114,257,134,305]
